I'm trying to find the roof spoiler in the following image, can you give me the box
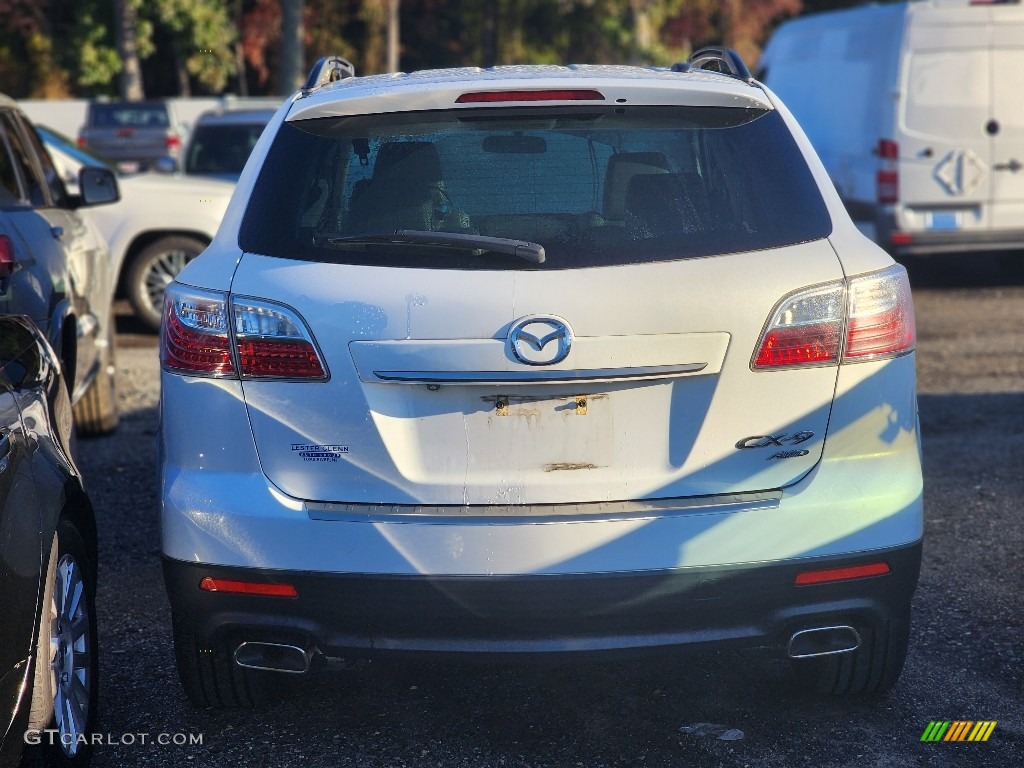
[301,57,356,95]
[671,47,754,85]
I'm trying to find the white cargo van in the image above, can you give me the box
[758,0,1024,256]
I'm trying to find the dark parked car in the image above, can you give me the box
[76,100,186,173]
[177,107,276,182]
[1,94,121,434]
[0,314,99,767]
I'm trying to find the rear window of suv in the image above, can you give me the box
[89,103,170,128]
[239,105,832,269]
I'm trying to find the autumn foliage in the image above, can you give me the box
[1,0,816,99]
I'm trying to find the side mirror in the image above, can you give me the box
[78,167,120,206]
[154,156,178,174]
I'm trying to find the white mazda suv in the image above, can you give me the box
[159,52,922,707]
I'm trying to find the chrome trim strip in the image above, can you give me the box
[307,491,781,524]
[370,362,708,384]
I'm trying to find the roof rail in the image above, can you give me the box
[301,56,356,94]
[671,47,754,85]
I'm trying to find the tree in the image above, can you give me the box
[1,0,823,98]
[114,0,144,98]
[662,0,801,67]
[360,0,389,74]
[67,0,234,97]
[152,0,237,95]
[240,0,280,91]
[0,0,73,97]
[70,0,131,95]
[281,0,304,92]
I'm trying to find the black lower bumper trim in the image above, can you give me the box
[163,542,921,661]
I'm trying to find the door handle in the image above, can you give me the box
[994,159,1022,173]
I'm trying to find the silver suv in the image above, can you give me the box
[1,94,120,434]
[160,52,922,706]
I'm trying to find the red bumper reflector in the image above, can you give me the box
[890,232,913,246]
[199,577,298,598]
[794,562,890,586]
[456,89,605,103]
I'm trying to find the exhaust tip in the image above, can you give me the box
[788,626,861,659]
[234,641,311,674]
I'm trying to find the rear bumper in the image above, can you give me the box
[163,541,921,660]
[867,207,1024,256]
[160,354,923,575]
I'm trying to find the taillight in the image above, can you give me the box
[843,265,915,361]
[752,283,845,369]
[232,297,327,379]
[877,139,898,160]
[752,265,915,370]
[0,235,16,279]
[76,136,87,148]
[876,139,898,204]
[161,284,235,376]
[161,284,328,380]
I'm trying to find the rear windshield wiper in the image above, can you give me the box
[328,230,545,264]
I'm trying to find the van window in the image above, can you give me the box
[240,106,832,270]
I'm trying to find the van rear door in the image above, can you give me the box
[989,26,1024,232]
[898,15,991,236]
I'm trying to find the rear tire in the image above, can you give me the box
[792,609,911,696]
[171,615,270,709]
[126,236,206,332]
[72,314,118,436]
[27,519,99,767]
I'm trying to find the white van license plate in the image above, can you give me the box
[926,211,961,231]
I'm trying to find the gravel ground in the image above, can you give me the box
[42,256,1024,767]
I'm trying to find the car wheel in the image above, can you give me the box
[72,313,118,436]
[792,609,911,696]
[171,614,271,708]
[126,236,206,332]
[28,519,99,766]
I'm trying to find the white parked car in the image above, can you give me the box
[39,126,236,331]
[160,53,922,707]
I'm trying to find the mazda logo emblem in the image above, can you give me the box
[508,316,573,366]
